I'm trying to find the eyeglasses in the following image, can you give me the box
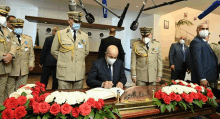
[201,28,209,30]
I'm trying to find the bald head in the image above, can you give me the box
[109,28,116,36]
[52,26,59,35]
[105,45,118,59]
[180,36,187,41]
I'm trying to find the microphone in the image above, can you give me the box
[117,3,130,27]
[198,0,220,20]
[77,0,95,24]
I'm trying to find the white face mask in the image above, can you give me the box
[180,39,185,44]
[0,16,7,27]
[106,57,116,65]
[199,30,209,38]
[143,37,151,44]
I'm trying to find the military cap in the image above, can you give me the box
[0,5,10,15]
[139,27,153,36]
[10,18,24,27]
[67,11,84,22]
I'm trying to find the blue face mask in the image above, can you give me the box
[14,28,23,35]
[72,23,81,30]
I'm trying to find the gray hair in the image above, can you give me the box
[197,23,208,29]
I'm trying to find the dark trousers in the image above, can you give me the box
[40,65,58,90]
[171,62,187,80]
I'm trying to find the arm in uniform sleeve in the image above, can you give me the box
[157,43,163,77]
[29,38,35,67]
[9,39,17,59]
[85,34,89,56]
[0,51,5,61]
[51,32,59,60]
[169,43,175,66]
[131,42,137,77]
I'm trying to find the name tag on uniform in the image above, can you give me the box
[78,42,83,49]
[7,36,10,42]
[25,47,29,51]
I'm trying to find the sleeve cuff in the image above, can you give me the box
[132,76,136,78]
[200,78,206,81]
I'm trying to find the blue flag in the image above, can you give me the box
[102,0,107,18]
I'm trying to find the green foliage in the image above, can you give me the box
[176,19,194,27]
[193,100,202,108]
[152,98,162,107]
[160,104,166,113]
[89,109,95,118]
[21,92,27,96]
[24,99,30,109]
[0,106,5,111]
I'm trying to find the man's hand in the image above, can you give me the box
[29,66,34,71]
[3,54,13,64]
[103,81,113,89]
[156,77,161,82]
[116,82,123,89]
[187,69,191,74]
[39,64,43,68]
[132,77,137,83]
[200,80,209,87]
[170,65,175,71]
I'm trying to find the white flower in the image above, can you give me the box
[181,81,188,85]
[45,95,55,103]
[175,80,180,83]
[24,84,36,88]
[76,94,86,104]
[55,96,66,104]
[26,95,33,100]
[201,86,205,93]
[9,92,20,99]
[177,88,184,94]
[16,88,26,95]
[66,96,77,105]
[24,90,32,95]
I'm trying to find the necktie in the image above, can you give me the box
[146,43,149,50]
[73,30,76,41]
[182,44,185,62]
[17,35,21,44]
[0,27,4,35]
[108,64,113,81]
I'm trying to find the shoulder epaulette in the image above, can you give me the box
[211,43,218,45]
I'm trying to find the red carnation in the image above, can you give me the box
[171,80,175,83]
[206,88,212,93]
[181,93,187,99]
[61,103,72,115]
[155,92,162,99]
[207,92,214,98]
[32,102,40,114]
[187,85,191,87]
[169,92,177,101]
[72,107,80,118]
[39,102,50,114]
[87,98,96,108]
[161,92,167,99]
[50,103,61,116]
[18,85,25,89]
[2,108,14,119]
[185,94,193,103]
[5,97,18,109]
[29,98,35,108]
[190,92,198,99]
[197,92,203,100]
[195,86,202,92]
[175,95,182,102]
[14,106,27,119]
[98,99,105,107]
[79,102,91,116]
[163,95,171,104]
[165,83,168,86]
[179,82,185,86]
[173,82,177,85]
[95,101,102,110]
[17,96,27,105]
[3,98,9,106]
[202,95,208,103]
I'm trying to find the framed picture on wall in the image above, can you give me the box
[164,20,169,29]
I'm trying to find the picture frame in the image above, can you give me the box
[164,20,169,29]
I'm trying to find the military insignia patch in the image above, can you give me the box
[5,6,10,12]
[25,41,28,45]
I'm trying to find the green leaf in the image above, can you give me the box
[0,113,2,119]
[213,96,217,100]
[89,109,95,118]
[37,115,41,119]
[152,98,159,102]
[166,105,172,112]
[193,100,202,108]
[169,103,176,111]
[199,100,206,105]
[212,99,218,106]
[207,101,217,108]
[160,104,166,113]
[189,103,193,106]
[94,113,101,119]
[76,115,83,119]
[30,117,37,119]
[84,115,89,119]
[24,99,30,109]
[179,101,187,110]
[189,105,194,113]
[112,108,122,118]
[0,105,5,111]
[60,114,66,119]
[171,101,177,106]
[24,115,35,119]
[42,115,48,119]
[21,92,27,96]
[154,100,162,107]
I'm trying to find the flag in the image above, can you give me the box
[102,0,107,18]
[35,29,39,46]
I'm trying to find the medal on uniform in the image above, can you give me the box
[78,42,83,49]
[25,41,28,45]
[7,36,10,42]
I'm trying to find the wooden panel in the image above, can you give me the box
[25,16,124,31]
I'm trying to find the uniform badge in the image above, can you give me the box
[7,36,10,42]
[153,47,158,51]
[25,41,28,45]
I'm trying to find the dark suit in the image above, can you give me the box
[190,36,219,83]
[98,36,125,62]
[40,35,58,90]
[169,42,191,80]
[86,58,127,88]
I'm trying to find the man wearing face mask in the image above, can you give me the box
[131,27,162,86]
[86,45,127,89]
[0,5,17,105]
[190,23,218,88]
[169,36,191,80]
[6,15,16,32]
[4,18,35,98]
[51,11,89,89]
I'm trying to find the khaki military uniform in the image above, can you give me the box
[131,27,162,85]
[0,5,17,105]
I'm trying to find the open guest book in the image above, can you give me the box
[86,87,124,100]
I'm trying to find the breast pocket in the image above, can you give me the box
[62,39,72,47]
[151,50,159,54]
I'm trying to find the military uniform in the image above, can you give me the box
[51,11,89,89]
[131,27,162,85]
[0,6,17,105]
[5,19,35,98]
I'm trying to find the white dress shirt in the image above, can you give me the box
[201,39,208,81]
[69,26,77,38]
